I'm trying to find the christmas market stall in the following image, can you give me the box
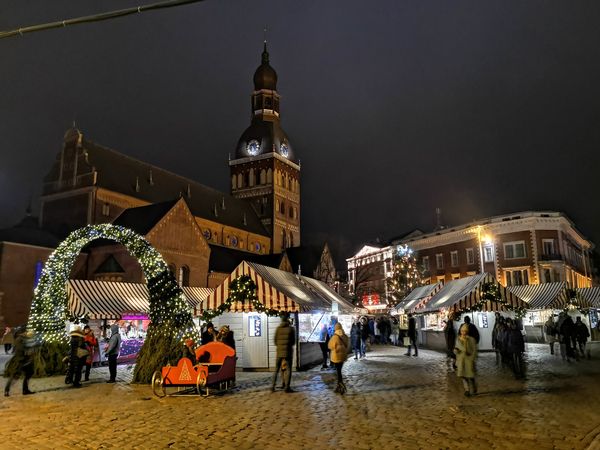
[413,273,527,351]
[198,261,354,371]
[393,282,443,328]
[67,279,212,362]
[576,287,600,340]
[508,282,594,342]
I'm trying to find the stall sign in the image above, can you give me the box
[248,315,262,337]
[590,310,599,330]
[478,313,489,329]
[122,313,148,321]
[362,293,380,306]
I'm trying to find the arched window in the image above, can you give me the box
[231,175,237,190]
[275,199,280,213]
[237,173,243,188]
[178,266,190,287]
[168,264,176,277]
[267,168,273,183]
[280,201,285,215]
[281,229,287,249]
[289,232,294,247]
[244,171,250,187]
[249,169,255,187]
[260,169,266,184]
[289,207,293,218]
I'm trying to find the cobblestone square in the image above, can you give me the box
[2,344,600,449]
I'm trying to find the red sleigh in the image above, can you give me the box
[151,341,236,397]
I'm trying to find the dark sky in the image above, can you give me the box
[2,1,600,261]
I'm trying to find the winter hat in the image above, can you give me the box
[185,339,194,347]
[70,326,85,338]
[334,323,343,331]
[206,322,214,330]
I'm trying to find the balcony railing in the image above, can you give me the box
[539,253,563,262]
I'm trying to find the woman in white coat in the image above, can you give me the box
[454,323,478,397]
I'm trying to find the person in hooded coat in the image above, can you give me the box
[105,324,122,383]
[272,314,295,393]
[328,323,349,394]
[4,327,35,397]
[454,323,478,397]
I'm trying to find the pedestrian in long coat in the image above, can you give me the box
[443,319,456,369]
[271,314,295,392]
[454,324,478,397]
[4,328,35,396]
[328,323,349,394]
[69,327,88,388]
[350,319,360,359]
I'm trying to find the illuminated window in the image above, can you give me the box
[505,269,528,286]
[504,241,526,259]
[542,239,556,256]
[483,245,494,262]
[422,256,430,271]
[436,254,444,269]
[466,248,475,265]
[450,251,459,267]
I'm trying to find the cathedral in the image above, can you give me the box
[0,44,337,329]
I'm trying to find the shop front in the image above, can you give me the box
[67,279,212,363]
[200,261,355,371]
[405,273,526,351]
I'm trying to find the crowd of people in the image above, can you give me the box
[544,312,591,362]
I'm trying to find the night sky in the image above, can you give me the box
[2,1,600,262]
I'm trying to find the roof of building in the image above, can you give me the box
[284,245,324,276]
[253,42,277,91]
[0,215,61,248]
[94,255,125,274]
[53,130,270,237]
[208,244,285,273]
[234,119,295,162]
[112,199,180,236]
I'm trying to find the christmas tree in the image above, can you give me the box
[386,245,423,307]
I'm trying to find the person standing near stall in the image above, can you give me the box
[350,318,360,359]
[83,325,98,382]
[405,313,418,357]
[105,323,122,383]
[69,327,88,388]
[359,317,369,358]
[574,317,591,359]
[318,323,330,369]
[329,323,349,394]
[272,313,295,393]
[443,318,456,369]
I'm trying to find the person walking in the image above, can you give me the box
[492,315,505,365]
[69,327,88,388]
[574,317,591,359]
[105,323,122,383]
[2,327,14,354]
[328,323,349,394]
[359,317,369,358]
[4,328,35,397]
[559,313,576,362]
[83,325,98,382]
[454,324,478,397]
[443,318,456,369]
[506,318,525,379]
[405,313,418,357]
[544,316,557,355]
[350,318,360,360]
[272,314,295,393]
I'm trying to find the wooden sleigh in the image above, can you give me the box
[151,341,236,397]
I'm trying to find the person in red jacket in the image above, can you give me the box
[83,325,98,382]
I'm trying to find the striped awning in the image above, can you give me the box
[68,280,212,320]
[201,261,345,314]
[182,287,212,312]
[299,276,356,313]
[394,282,443,313]
[507,282,569,310]
[577,287,600,308]
[419,273,526,314]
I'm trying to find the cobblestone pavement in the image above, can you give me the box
[2,343,600,450]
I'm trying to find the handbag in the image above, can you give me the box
[77,347,89,358]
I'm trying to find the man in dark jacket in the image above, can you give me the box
[105,324,122,383]
[405,313,418,356]
[463,316,480,344]
[559,314,576,361]
[4,328,35,397]
[272,314,295,392]
[359,317,369,358]
[506,319,525,378]
[69,327,88,388]
[574,317,591,358]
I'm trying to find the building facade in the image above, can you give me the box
[397,211,593,288]
[346,244,395,310]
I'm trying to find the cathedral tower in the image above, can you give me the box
[230,43,300,253]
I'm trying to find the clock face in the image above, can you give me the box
[203,229,212,240]
[247,140,261,156]
[280,143,289,158]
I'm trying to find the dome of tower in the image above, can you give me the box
[253,43,278,90]
[235,121,295,162]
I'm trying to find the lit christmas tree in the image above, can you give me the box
[386,245,423,307]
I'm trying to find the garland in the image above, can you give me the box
[461,282,527,318]
[563,288,589,314]
[199,275,283,321]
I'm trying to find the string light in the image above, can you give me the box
[386,245,423,307]
[26,223,199,379]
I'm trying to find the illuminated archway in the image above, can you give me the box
[27,223,198,382]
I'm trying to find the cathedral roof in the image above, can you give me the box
[112,199,181,236]
[54,136,269,237]
[208,244,286,273]
[0,215,61,248]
